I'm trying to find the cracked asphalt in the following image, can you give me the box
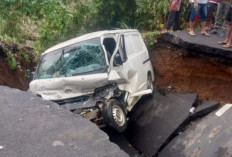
[0,86,129,157]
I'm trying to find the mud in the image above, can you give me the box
[150,45,232,103]
[0,58,29,91]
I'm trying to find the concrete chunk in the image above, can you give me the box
[127,91,198,156]
[159,104,232,157]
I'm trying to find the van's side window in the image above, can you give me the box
[103,38,116,62]
[124,34,144,55]
[119,35,127,62]
[113,35,127,66]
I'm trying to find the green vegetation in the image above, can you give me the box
[18,51,30,63]
[0,0,190,57]
[142,31,161,47]
[0,35,17,43]
[6,52,18,70]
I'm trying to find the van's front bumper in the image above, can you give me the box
[53,94,97,111]
[53,94,105,126]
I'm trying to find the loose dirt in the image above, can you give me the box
[0,41,35,91]
[0,58,29,90]
[150,45,232,103]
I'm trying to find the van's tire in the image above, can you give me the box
[102,99,127,133]
[147,73,154,97]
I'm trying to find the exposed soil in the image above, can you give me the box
[0,58,29,90]
[150,45,232,104]
[0,41,35,91]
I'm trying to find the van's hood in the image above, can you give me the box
[29,73,108,101]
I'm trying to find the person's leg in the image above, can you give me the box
[222,2,231,30]
[222,6,232,46]
[218,22,231,44]
[218,7,232,44]
[226,24,232,46]
[173,11,180,31]
[189,3,198,35]
[222,22,232,46]
[200,22,208,34]
[206,12,213,30]
[209,3,220,34]
[207,3,218,30]
[187,3,192,30]
[206,2,214,30]
[226,22,232,42]
[166,11,175,30]
[194,14,200,30]
[218,2,231,37]
[199,3,210,36]
[214,3,223,28]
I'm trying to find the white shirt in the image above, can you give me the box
[191,0,208,3]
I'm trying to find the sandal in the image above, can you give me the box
[201,32,210,37]
[218,41,227,44]
[223,44,232,48]
[189,31,196,36]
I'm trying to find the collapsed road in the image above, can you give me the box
[159,103,232,157]
[1,30,232,157]
[108,89,221,157]
[0,86,129,157]
[105,31,232,157]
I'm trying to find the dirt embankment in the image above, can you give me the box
[0,41,36,91]
[0,58,28,90]
[151,45,232,103]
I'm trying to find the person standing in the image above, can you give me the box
[187,0,194,30]
[166,0,182,31]
[218,4,232,48]
[206,0,220,31]
[189,0,210,36]
[209,0,231,36]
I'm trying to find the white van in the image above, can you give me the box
[29,29,154,132]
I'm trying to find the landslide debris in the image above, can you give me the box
[0,40,36,90]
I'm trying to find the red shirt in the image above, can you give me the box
[170,0,182,11]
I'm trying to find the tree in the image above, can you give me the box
[0,0,72,49]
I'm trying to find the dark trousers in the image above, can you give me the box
[166,11,180,31]
[214,2,231,29]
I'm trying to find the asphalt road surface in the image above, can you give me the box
[160,30,232,59]
[108,89,219,157]
[0,86,129,157]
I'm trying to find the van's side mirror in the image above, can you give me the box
[113,53,123,66]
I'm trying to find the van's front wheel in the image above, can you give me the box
[102,99,127,133]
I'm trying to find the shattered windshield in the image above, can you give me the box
[35,38,106,79]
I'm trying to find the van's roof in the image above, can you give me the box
[43,29,138,55]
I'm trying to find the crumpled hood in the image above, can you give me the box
[29,73,108,101]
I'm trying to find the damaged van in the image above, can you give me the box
[29,29,154,132]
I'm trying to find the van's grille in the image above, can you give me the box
[53,96,89,105]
